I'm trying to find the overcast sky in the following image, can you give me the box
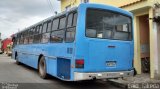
[0,0,60,39]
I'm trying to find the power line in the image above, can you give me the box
[48,0,54,11]
[45,0,54,14]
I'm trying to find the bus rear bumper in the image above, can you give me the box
[74,70,134,81]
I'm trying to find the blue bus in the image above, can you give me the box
[12,3,134,81]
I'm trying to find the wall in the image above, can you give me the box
[60,0,150,11]
[61,0,81,11]
[139,15,150,58]
[91,0,144,7]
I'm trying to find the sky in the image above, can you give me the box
[0,0,60,39]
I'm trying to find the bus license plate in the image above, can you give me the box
[106,61,116,67]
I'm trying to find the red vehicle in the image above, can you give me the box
[0,39,2,54]
[1,38,12,53]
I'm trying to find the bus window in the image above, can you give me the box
[113,15,132,40]
[59,16,66,29]
[41,32,50,43]
[42,23,47,33]
[17,34,20,44]
[47,21,52,32]
[33,27,39,43]
[41,21,51,43]
[73,13,77,26]
[66,28,75,42]
[50,30,64,43]
[67,13,73,27]
[24,30,29,44]
[28,29,34,44]
[52,18,59,31]
[39,25,42,34]
[86,9,132,41]
[35,27,39,34]
[65,12,77,42]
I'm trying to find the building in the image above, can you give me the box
[59,0,160,79]
[1,38,12,53]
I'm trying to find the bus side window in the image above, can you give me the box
[12,36,16,47]
[47,21,52,32]
[65,12,77,42]
[50,16,66,43]
[73,13,77,26]
[24,30,29,44]
[50,30,64,43]
[33,26,40,43]
[39,25,43,34]
[67,13,73,27]
[29,29,34,44]
[59,16,66,30]
[42,23,47,33]
[39,25,43,42]
[42,22,50,43]
[19,33,24,44]
[52,18,59,31]
[42,33,50,43]
[17,34,20,45]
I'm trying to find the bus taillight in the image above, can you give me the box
[75,59,84,68]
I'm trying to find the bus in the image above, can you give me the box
[12,3,134,81]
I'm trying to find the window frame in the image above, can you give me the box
[51,18,60,31]
[50,15,66,43]
[23,30,29,44]
[42,22,48,33]
[47,20,52,32]
[59,16,66,30]
[65,11,77,43]
[41,21,52,43]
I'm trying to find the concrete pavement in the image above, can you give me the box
[0,54,121,89]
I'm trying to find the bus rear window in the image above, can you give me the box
[86,9,132,41]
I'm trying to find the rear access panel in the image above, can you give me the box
[57,58,71,80]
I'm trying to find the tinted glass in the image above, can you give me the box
[86,9,132,41]
[73,13,77,26]
[42,23,47,33]
[67,13,73,27]
[50,30,64,43]
[66,28,75,42]
[29,36,33,43]
[47,21,52,32]
[36,26,39,33]
[41,33,50,43]
[52,19,59,30]
[59,17,66,29]
[32,27,36,35]
[39,25,42,34]
[24,37,28,44]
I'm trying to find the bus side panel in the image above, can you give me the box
[46,58,57,76]
[45,43,74,80]
[18,46,26,64]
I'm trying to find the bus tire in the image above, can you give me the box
[38,56,47,79]
[15,54,20,65]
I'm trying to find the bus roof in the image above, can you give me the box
[78,3,133,17]
[15,3,133,35]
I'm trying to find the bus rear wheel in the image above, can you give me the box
[38,56,47,79]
